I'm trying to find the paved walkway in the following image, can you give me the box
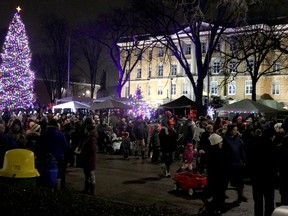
[66,153,281,216]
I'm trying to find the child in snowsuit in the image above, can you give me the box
[181,143,195,171]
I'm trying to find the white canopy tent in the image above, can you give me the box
[52,101,90,113]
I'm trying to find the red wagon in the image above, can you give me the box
[173,171,207,196]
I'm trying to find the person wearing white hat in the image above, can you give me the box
[200,133,226,215]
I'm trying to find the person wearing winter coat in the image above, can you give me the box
[202,133,226,215]
[36,119,70,190]
[0,123,17,168]
[149,124,161,163]
[79,125,98,195]
[121,132,131,160]
[159,122,177,177]
[222,124,247,203]
[248,128,277,216]
[180,143,195,171]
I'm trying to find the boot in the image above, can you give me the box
[89,183,95,195]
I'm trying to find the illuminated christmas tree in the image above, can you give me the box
[129,86,153,119]
[0,6,35,109]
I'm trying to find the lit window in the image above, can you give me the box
[185,43,191,55]
[148,85,151,96]
[246,58,254,73]
[136,67,142,79]
[171,64,177,76]
[273,61,281,72]
[228,81,236,95]
[182,82,188,94]
[148,65,152,78]
[212,59,221,74]
[229,59,237,73]
[157,85,163,95]
[171,84,176,95]
[148,49,152,60]
[158,47,164,57]
[158,64,163,77]
[272,81,280,95]
[210,81,218,95]
[245,80,252,95]
[201,41,206,53]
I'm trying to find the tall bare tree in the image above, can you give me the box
[83,8,154,97]
[74,24,106,99]
[37,14,72,100]
[132,0,249,109]
[221,24,288,101]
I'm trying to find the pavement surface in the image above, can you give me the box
[66,153,281,216]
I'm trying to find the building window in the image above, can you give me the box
[148,65,152,78]
[135,50,142,60]
[201,41,206,53]
[158,47,164,57]
[171,64,177,76]
[124,86,129,98]
[124,49,130,59]
[229,59,237,73]
[272,81,280,95]
[171,84,176,95]
[245,80,252,95]
[228,81,236,95]
[157,85,163,95]
[210,81,218,95]
[148,85,151,96]
[184,43,191,55]
[182,82,188,94]
[158,64,163,77]
[273,61,281,72]
[229,37,237,51]
[246,58,254,73]
[212,58,221,74]
[125,68,130,76]
[136,67,142,79]
[148,49,152,60]
[215,41,221,51]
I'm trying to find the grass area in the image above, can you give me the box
[0,180,192,216]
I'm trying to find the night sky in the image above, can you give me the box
[0,0,130,45]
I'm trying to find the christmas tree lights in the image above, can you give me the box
[0,7,35,109]
[128,86,154,119]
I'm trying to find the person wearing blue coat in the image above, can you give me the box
[36,119,70,190]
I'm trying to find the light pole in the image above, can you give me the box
[67,37,71,97]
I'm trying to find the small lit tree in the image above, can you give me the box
[0,7,35,109]
[129,86,153,119]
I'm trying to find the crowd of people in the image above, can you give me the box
[0,107,288,216]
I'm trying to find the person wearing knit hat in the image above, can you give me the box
[208,133,223,147]
[27,121,41,134]
[202,132,226,215]
[26,121,41,151]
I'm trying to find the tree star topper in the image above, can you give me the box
[16,6,21,13]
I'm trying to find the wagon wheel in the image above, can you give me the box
[188,188,194,196]
[173,183,179,191]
